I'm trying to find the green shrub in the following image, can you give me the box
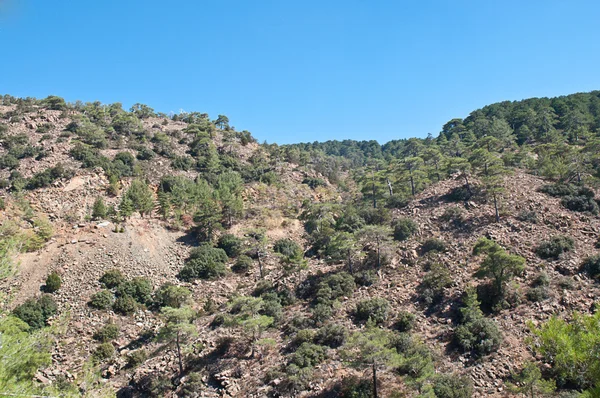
[432,373,474,398]
[529,311,600,389]
[302,177,326,189]
[394,311,416,332]
[440,206,464,225]
[153,283,191,308]
[453,289,501,356]
[581,255,600,278]
[292,329,315,348]
[419,263,452,305]
[539,183,578,197]
[44,271,62,293]
[314,323,348,348]
[260,293,283,323]
[177,244,228,281]
[311,304,332,326]
[92,343,115,362]
[393,218,418,241]
[232,255,252,273]
[126,349,148,368]
[116,277,153,304]
[421,238,447,254]
[99,269,125,289]
[113,295,137,315]
[93,323,119,342]
[516,210,538,223]
[337,376,373,398]
[443,185,475,202]
[561,196,599,214]
[527,286,549,302]
[217,234,244,257]
[12,295,57,330]
[535,236,574,260]
[91,197,107,220]
[89,290,114,309]
[385,195,410,209]
[290,342,326,368]
[354,270,377,287]
[358,206,391,226]
[354,298,389,325]
[273,238,303,260]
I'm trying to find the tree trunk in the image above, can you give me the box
[372,173,377,209]
[464,175,473,196]
[410,175,415,196]
[493,193,500,222]
[347,249,353,274]
[257,251,264,279]
[386,178,393,196]
[176,332,184,374]
[376,238,381,268]
[372,363,378,398]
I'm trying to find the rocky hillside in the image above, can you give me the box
[2,94,600,398]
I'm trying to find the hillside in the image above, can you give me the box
[1,93,600,398]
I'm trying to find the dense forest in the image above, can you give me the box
[1,91,600,397]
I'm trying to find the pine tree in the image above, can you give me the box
[92,197,107,220]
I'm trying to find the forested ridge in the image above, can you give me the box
[1,91,600,397]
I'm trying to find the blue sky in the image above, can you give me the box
[1,1,600,144]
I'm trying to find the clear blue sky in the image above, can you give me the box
[1,1,600,144]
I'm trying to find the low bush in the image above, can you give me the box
[89,290,114,309]
[291,329,315,348]
[421,238,447,254]
[527,286,549,302]
[217,234,244,258]
[581,255,600,279]
[311,304,332,326]
[394,311,416,332]
[92,343,115,362]
[44,271,61,293]
[93,323,119,342]
[432,373,474,398]
[453,289,502,356]
[126,349,148,368]
[354,298,389,325]
[535,236,574,260]
[232,255,253,273]
[99,269,125,289]
[302,177,326,189]
[290,342,327,368]
[153,283,191,308]
[516,210,538,223]
[116,277,153,305]
[273,238,303,260]
[393,217,418,241]
[354,270,377,287]
[177,244,228,281]
[314,323,348,348]
[440,206,465,227]
[418,263,452,305]
[113,295,137,315]
[561,195,599,214]
[12,295,57,330]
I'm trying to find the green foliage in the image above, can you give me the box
[92,342,115,362]
[561,195,599,214]
[393,217,418,241]
[453,289,502,356]
[582,255,600,279]
[89,289,114,309]
[0,316,52,394]
[154,283,191,308]
[122,180,154,217]
[431,373,474,398]
[25,164,71,190]
[315,323,348,348]
[93,323,119,342]
[273,238,303,259]
[116,277,153,305]
[113,294,137,315]
[354,297,390,325]
[528,310,600,389]
[302,177,326,189]
[126,349,148,368]
[337,376,373,398]
[100,269,125,288]
[217,234,243,257]
[419,262,452,305]
[44,271,61,293]
[232,255,253,273]
[506,361,556,397]
[92,196,107,219]
[12,295,57,330]
[421,238,447,254]
[290,342,327,368]
[178,244,228,281]
[535,235,574,260]
[394,311,416,332]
